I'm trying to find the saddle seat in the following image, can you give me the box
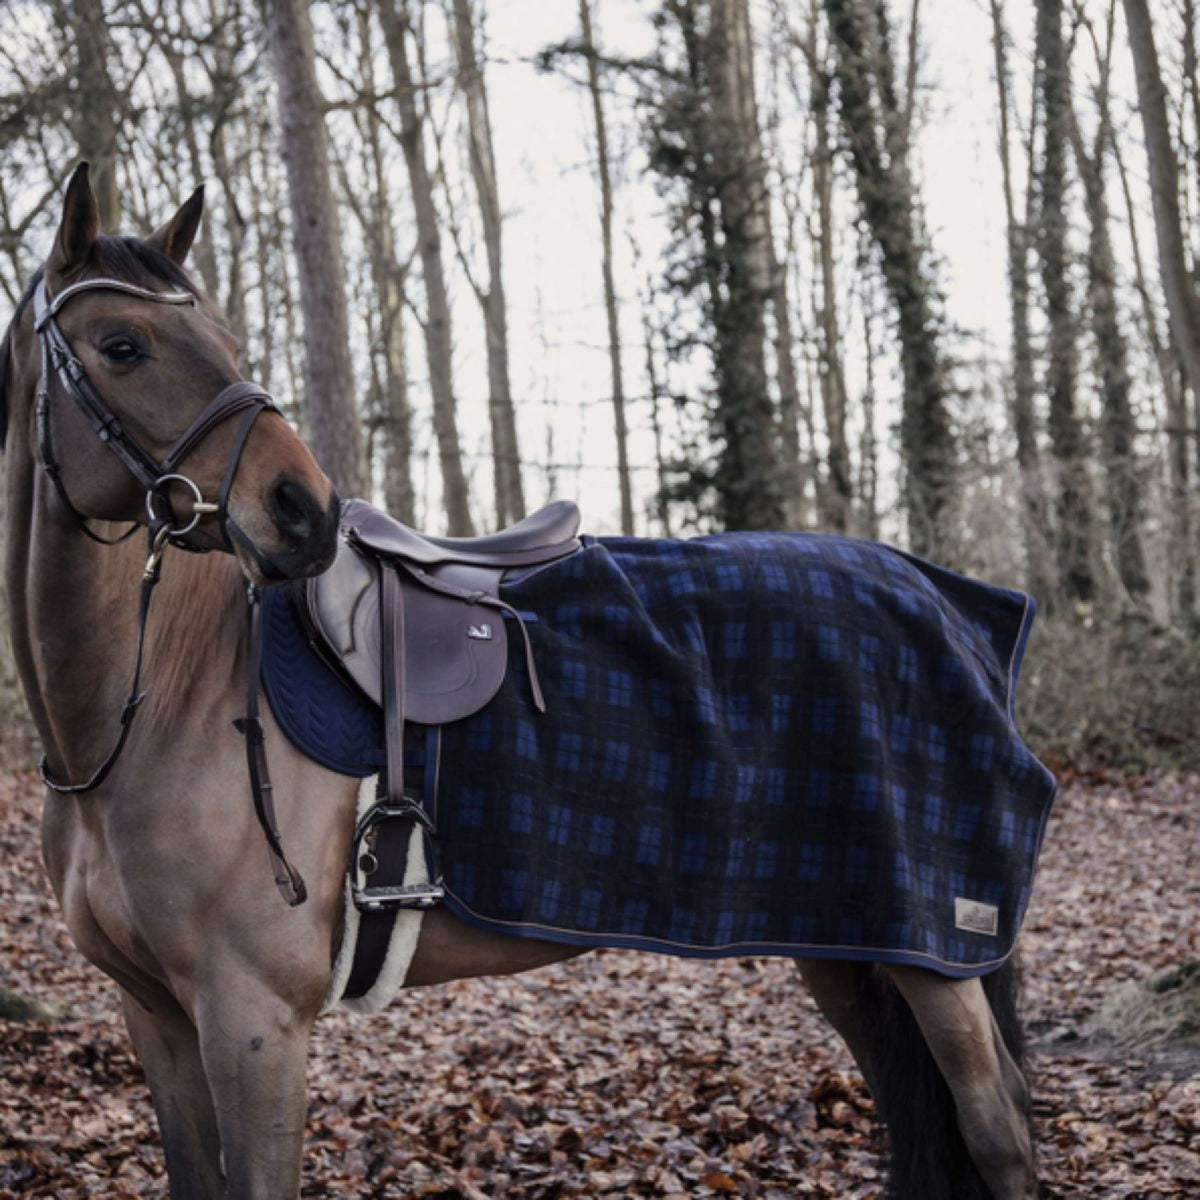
[342,498,582,568]
[301,498,581,726]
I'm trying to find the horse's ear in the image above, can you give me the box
[146,186,205,266]
[46,163,100,278]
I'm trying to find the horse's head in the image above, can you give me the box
[3,163,339,584]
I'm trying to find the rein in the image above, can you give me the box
[32,275,307,906]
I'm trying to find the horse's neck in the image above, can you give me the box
[8,465,244,780]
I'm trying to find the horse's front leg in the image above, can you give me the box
[121,988,224,1200]
[192,977,315,1200]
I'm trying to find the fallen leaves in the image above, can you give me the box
[0,767,1197,1197]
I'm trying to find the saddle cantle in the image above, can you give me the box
[297,498,582,916]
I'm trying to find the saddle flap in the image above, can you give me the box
[303,537,509,726]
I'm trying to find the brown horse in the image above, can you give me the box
[1,165,1037,1199]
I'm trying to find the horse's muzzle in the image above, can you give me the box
[234,484,340,583]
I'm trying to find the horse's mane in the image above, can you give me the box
[145,548,246,727]
[0,236,197,450]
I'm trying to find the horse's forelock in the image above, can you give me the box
[91,234,198,295]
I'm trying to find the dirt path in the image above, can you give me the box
[1,769,1197,1198]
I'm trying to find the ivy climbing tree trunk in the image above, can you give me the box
[823,0,952,558]
[1034,0,1095,603]
[705,0,785,531]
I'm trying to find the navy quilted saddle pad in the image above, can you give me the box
[262,531,1057,978]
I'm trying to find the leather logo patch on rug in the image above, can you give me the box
[955,898,1000,936]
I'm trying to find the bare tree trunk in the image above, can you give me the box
[266,0,365,496]
[451,0,524,527]
[762,3,808,528]
[251,136,275,392]
[1034,0,1095,602]
[1114,137,1195,616]
[990,0,1055,599]
[1123,0,1200,404]
[1185,0,1200,199]
[824,0,952,557]
[809,4,852,532]
[901,0,920,155]
[355,6,415,522]
[1066,37,1149,600]
[640,285,673,538]
[860,301,880,539]
[378,0,474,534]
[157,26,220,296]
[210,119,250,355]
[771,229,806,529]
[68,0,121,230]
[578,0,633,535]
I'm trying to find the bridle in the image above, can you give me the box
[33,275,275,551]
[31,274,307,905]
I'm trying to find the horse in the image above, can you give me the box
[1,163,1039,1200]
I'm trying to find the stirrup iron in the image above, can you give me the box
[350,796,445,913]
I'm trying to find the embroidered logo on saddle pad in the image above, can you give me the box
[955,898,999,936]
[467,624,493,641]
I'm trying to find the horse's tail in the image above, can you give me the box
[856,957,1031,1200]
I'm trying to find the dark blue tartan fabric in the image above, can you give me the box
[261,532,1057,978]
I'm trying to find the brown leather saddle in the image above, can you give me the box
[298,498,582,912]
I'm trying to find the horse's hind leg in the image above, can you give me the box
[795,959,881,1095]
[120,989,224,1200]
[886,965,1036,1200]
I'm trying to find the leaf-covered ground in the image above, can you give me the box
[1,768,1197,1198]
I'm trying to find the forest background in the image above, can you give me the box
[1,4,1200,1195]
[3,0,1200,767]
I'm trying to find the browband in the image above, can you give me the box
[34,276,195,331]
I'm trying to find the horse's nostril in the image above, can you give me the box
[269,478,316,541]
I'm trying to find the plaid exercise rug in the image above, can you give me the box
[261,531,1057,979]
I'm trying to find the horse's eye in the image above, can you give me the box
[101,337,143,364]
